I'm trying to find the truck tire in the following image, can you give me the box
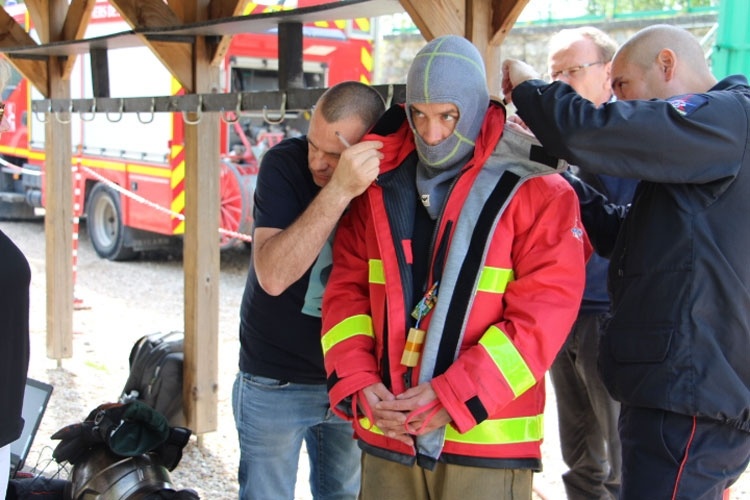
[87,183,138,261]
[219,160,254,249]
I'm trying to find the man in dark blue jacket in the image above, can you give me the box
[503,24,750,500]
[543,27,637,500]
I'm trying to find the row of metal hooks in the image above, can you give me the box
[31,84,402,126]
[34,92,290,126]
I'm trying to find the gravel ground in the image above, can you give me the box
[2,218,748,500]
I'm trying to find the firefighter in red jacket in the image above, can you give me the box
[321,36,590,499]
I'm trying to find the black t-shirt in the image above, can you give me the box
[0,229,31,447]
[238,137,330,384]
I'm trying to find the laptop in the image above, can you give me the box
[9,378,53,478]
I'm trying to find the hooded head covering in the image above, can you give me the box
[406,35,490,218]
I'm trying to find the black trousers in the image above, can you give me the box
[619,406,750,500]
[550,312,621,500]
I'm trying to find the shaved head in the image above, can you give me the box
[618,24,708,71]
[611,24,717,101]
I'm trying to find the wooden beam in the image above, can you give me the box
[0,7,49,96]
[466,0,499,97]
[489,0,529,46]
[109,0,194,92]
[209,0,247,20]
[179,0,220,437]
[167,0,188,22]
[60,0,96,79]
[44,0,74,363]
[182,36,220,438]
[397,0,530,99]
[25,0,49,42]
[398,0,463,41]
[208,0,246,66]
[477,0,530,96]
[45,59,73,362]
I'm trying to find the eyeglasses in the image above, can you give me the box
[548,61,605,81]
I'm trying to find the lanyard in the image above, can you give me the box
[401,281,439,386]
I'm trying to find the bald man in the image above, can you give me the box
[545,27,637,500]
[503,24,750,500]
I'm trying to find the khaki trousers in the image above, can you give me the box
[359,452,532,500]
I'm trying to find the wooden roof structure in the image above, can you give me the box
[0,0,529,436]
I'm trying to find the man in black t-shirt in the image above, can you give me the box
[233,81,385,500]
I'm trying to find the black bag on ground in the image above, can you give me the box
[120,331,185,427]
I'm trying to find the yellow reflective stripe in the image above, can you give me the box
[358,417,385,435]
[369,259,385,284]
[446,414,544,445]
[321,314,374,355]
[479,326,536,397]
[476,266,514,293]
[358,414,543,445]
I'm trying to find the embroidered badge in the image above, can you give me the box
[668,94,707,116]
[571,218,584,241]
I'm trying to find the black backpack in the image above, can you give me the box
[120,331,185,427]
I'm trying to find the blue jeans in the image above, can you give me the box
[232,372,360,500]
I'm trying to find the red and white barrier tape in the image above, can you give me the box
[77,164,253,243]
[0,157,253,242]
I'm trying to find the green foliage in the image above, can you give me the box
[587,0,717,17]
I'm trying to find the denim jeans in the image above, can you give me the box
[232,372,360,500]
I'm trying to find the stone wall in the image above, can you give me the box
[373,13,718,86]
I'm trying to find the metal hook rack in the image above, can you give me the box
[136,98,156,124]
[261,92,287,125]
[29,85,405,124]
[219,93,242,124]
[182,95,203,125]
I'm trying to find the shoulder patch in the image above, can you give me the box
[668,94,708,116]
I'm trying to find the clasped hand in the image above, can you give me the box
[359,382,451,446]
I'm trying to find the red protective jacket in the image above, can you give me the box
[322,103,590,469]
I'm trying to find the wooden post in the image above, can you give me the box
[44,2,74,363]
[182,33,220,435]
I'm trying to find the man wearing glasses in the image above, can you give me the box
[545,27,637,500]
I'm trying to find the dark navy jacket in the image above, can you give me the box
[572,170,637,315]
[514,76,750,431]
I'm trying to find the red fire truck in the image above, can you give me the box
[0,1,374,260]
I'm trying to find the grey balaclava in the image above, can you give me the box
[407,35,490,219]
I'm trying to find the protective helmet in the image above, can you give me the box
[68,447,178,499]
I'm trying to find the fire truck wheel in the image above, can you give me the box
[87,183,138,261]
[219,161,253,249]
